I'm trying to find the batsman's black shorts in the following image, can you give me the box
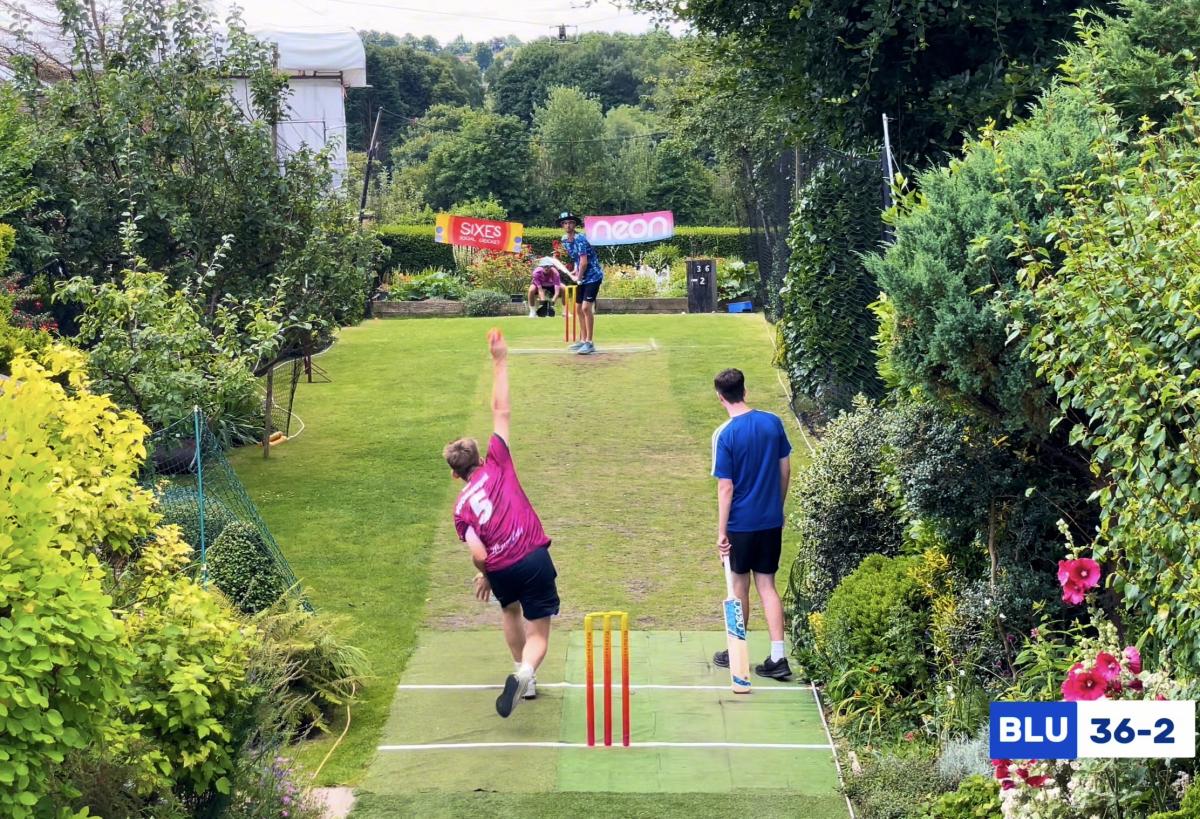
[487,545,560,620]
[728,527,783,575]
[577,281,602,302]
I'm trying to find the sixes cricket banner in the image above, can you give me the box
[584,211,674,246]
[434,214,524,253]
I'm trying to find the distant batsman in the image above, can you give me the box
[443,329,560,717]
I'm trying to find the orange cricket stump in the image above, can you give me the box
[583,611,630,747]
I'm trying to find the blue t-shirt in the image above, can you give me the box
[711,410,792,532]
[562,234,603,284]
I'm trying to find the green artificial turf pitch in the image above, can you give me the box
[365,630,839,796]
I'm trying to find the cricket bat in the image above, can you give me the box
[723,556,752,694]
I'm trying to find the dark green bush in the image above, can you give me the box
[866,87,1103,435]
[376,225,750,274]
[922,775,1001,819]
[812,555,932,739]
[779,155,883,423]
[884,401,1076,577]
[208,522,288,614]
[156,490,236,552]
[463,289,509,317]
[786,398,903,618]
[845,743,953,819]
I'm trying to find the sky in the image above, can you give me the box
[210,0,679,44]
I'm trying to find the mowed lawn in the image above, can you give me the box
[231,313,824,811]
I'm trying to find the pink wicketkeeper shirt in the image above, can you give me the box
[453,435,550,572]
[531,266,562,289]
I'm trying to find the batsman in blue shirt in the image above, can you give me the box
[709,368,794,680]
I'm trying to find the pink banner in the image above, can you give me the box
[583,211,674,246]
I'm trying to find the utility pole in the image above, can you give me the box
[358,107,383,226]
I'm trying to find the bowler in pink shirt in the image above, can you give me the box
[443,329,559,718]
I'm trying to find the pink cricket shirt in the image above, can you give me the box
[453,434,550,572]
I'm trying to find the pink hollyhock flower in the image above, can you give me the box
[1129,678,1144,692]
[1095,652,1122,682]
[1001,780,1016,790]
[1062,663,1106,701]
[1025,775,1050,788]
[1057,557,1100,593]
[1015,767,1029,780]
[1060,579,1087,605]
[1124,646,1142,674]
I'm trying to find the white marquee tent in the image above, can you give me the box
[231,27,367,187]
[0,12,366,186]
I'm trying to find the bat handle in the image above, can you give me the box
[723,554,737,598]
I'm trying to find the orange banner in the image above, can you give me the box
[434,214,524,253]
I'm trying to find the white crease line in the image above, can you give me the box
[396,683,812,692]
[509,345,653,355]
[378,741,832,751]
[812,683,858,819]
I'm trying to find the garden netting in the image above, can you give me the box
[140,409,306,607]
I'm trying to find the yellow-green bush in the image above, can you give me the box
[0,345,141,817]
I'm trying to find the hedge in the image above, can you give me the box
[376,225,752,274]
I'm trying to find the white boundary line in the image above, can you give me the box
[378,741,832,751]
[396,682,813,692]
[811,683,857,819]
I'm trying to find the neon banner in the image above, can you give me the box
[583,211,674,246]
[434,214,524,253]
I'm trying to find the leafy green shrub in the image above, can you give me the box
[845,743,953,819]
[208,522,288,614]
[602,267,657,298]
[718,258,758,304]
[1150,777,1200,819]
[780,155,883,421]
[1,346,139,818]
[1016,85,1200,675]
[813,555,932,740]
[156,490,236,552]
[643,243,682,273]
[866,86,1104,435]
[885,400,1076,577]
[470,250,531,295]
[254,596,371,737]
[786,398,902,619]
[390,269,469,301]
[58,268,266,446]
[448,194,508,220]
[123,535,256,797]
[463,289,509,317]
[922,775,1001,819]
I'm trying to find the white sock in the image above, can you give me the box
[770,641,785,662]
[516,662,535,682]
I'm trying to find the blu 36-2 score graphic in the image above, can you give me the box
[991,701,1196,759]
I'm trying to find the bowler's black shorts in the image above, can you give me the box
[487,545,560,620]
[577,281,602,302]
[728,527,783,575]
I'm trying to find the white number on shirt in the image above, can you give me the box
[468,488,494,525]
